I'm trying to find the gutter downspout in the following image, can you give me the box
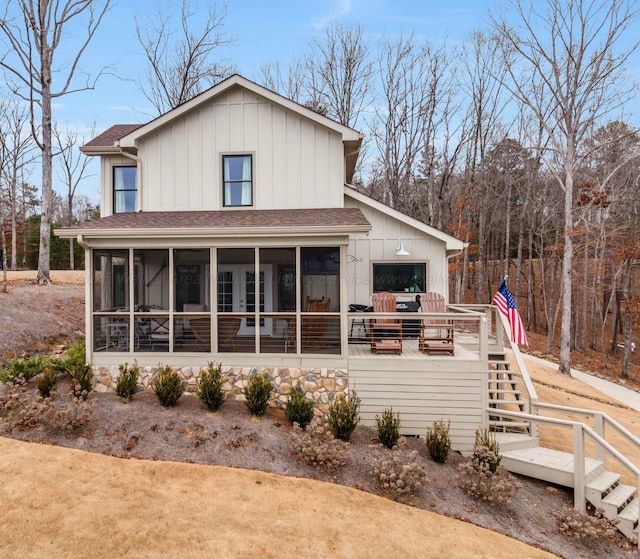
[117,145,142,212]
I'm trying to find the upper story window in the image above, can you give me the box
[223,154,253,207]
[113,166,137,213]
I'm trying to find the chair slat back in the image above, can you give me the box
[372,292,397,324]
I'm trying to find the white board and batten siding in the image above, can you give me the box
[133,86,344,213]
[349,359,488,453]
[344,196,450,306]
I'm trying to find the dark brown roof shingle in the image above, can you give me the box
[61,208,370,234]
[83,124,145,148]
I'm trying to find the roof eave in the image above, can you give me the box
[79,145,122,156]
[55,224,372,240]
[344,185,464,250]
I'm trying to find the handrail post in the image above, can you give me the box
[529,402,539,440]
[594,413,606,463]
[573,424,586,512]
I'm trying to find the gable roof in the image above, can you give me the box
[56,207,371,239]
[118,74,362,148]
[344,185,465,251]
[117,75,362,182]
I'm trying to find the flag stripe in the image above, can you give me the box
[492,280,528,347]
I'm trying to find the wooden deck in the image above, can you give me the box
[347,338,479,360]
[347,335,488,450]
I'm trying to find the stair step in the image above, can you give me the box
[488,421,530,432]
[489,359,511,367]
[586,471,621,502]
[493,432,538,451]
[488,389,522,395]
[600,484,636,519]
[587,473,621,503]
[615,499,638,539]
[489,402,527,410]
[487,378,522,385]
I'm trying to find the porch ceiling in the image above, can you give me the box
[55,208,371,239]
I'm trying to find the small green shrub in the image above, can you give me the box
[285,384,314,427]
[425,419,452,463]
[36,365,58,398]
[292,417,349,470]
[243,373,272,416]
[197,361,226,411]
[327,391,360,442]
[375,407,401,449]
[116,361,140,402]
[63,337,87,372]
[153,365,184,407]
[0,355,52,384]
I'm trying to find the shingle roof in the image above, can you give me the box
[83,124,145,148]
[59,208,371,236]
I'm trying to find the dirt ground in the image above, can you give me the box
[0,271,639,559]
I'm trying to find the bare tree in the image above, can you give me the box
[0,0,111,283]
[491,0,640,374]
[304,23,373,128]
[373,34,452,210]
[136,0,235,115]
[257,59,305,104]
[0,100,37,270]
[53,123,95,270]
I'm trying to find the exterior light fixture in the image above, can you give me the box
[395,242,410,257]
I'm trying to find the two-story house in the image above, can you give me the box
[58,74,499,451]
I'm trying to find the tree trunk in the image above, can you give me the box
[558,168,574,375]
[36,81,52,284]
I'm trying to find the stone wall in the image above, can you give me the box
[93,364,349,413]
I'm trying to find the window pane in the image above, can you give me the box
[114,166,137,213]
[174,249,210,312]
[133,249,169,311]
[223,155,252,207]
[301,247,339,311]
[93,250,129,311]
[373,263,426,293]
[114,166,136,189]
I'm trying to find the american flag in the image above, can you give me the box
[492,280,528,347]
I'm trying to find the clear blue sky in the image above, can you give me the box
[32,0,640,202]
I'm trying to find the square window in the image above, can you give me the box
[223,154,252,207]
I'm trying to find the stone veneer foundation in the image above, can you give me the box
[93,365,349,413]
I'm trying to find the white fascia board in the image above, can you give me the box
[55,224,371,240]
[119,75,362,148]
[344,185,465,251]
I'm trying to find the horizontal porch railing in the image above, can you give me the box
[347,307,488,359]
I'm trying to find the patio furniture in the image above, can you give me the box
[418,292,454,355]
[370,292,402,355]
[348,304,370,342]
[149,317,170,350]
[217,317,241,351]
[303,297,331,351]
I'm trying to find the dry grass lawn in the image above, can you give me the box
[0,437,558,559]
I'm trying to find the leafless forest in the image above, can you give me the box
[0,0,638,379]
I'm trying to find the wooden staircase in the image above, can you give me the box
[485,312,640,544]
[497,432,639,540]
[487,350,530,434]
